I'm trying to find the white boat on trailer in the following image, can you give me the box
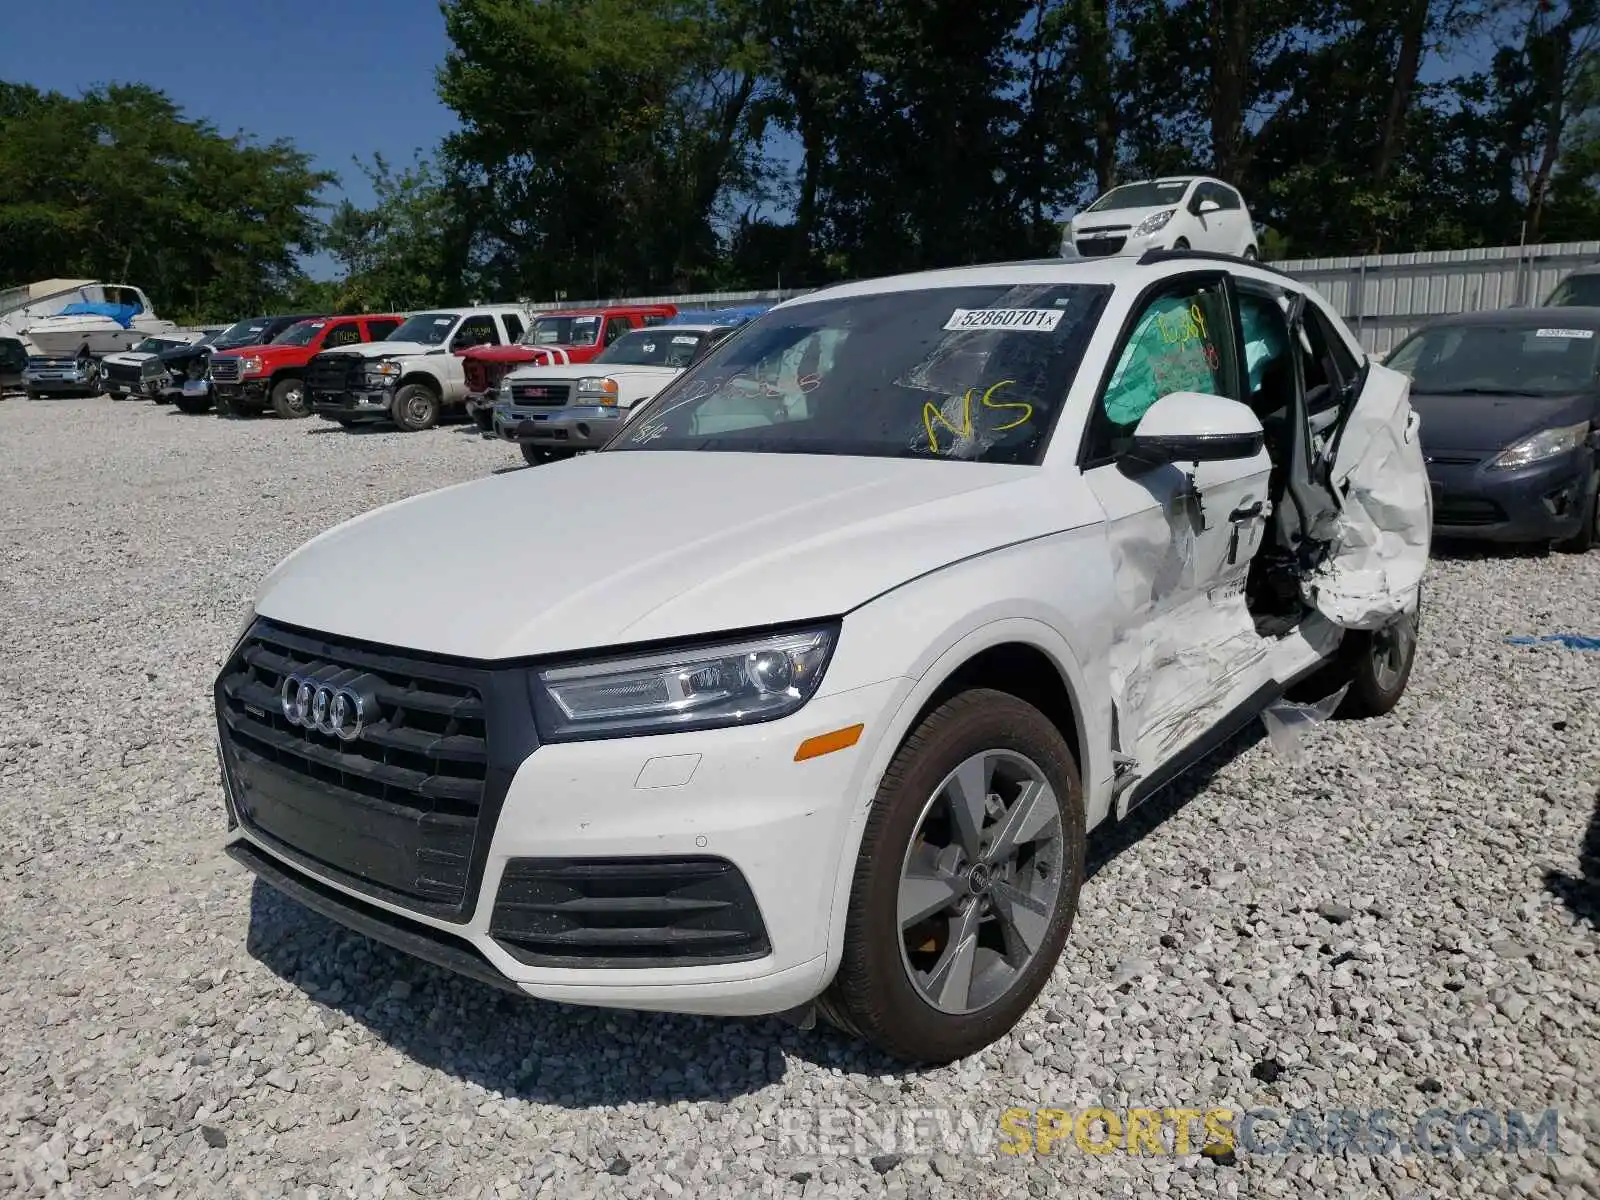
[0,280,179,359]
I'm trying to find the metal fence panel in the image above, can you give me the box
[502,242,1600,354]
[1271,241,1600,354]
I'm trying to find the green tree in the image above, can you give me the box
[323,153,472,310]
[0,81,331,322]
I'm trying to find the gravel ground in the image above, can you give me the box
[1,395,1597,1200]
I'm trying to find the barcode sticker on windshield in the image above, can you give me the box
[944,308,1064,333]
[434,317,453,325]
[1536,327,1594,339]
[672,336,699,344]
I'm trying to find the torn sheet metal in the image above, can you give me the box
[1304,368,1431,630]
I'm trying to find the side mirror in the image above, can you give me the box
[1119,391,1265,472]
[1197,198,1222,215]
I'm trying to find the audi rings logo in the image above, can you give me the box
[281,673,368,742]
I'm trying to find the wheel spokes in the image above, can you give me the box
[898,848,964,930]
[923,902,982,1011]
[942,753,992,860]
[990,879,1050,965]
[986,779,1058,864]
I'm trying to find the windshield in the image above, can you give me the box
[1544,273,1600,307]
[131,337,174,353]
[214,318,275,348]
[274,320,327,347]
[610,284,1111,463]
[595,329,709,368]
[1086,180,1192,213]
[386,312,459,345]
[1386,324,1599,395]
[522,314,601,347]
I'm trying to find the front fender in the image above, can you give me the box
[810,530,1115,992]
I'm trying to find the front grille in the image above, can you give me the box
[1433,495,1505,526]
[217,619,502,916]
[210,357,241,383]
[1425,453,1483,467]
[489,857,771,968]
[1077,237,1127,257]
[1077,224,1130,236]
[28,356,76,370]
[306,353,364,396]
[141,358,168,380]
[102,360,141,385]
[511,382,572,406]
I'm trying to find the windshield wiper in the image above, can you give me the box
[1415,385,1550,397]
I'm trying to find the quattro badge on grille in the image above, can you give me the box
[281,672,369,742]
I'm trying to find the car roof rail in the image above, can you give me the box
[1136,247,1298,282]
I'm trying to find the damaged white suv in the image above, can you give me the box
[215,251,1429,1064]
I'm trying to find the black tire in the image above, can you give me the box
[818,689,1085,1064]
[269,376,310,419]
[520,443,577,467]
[26,390,40,400]
[1242,245,1259,260]
[174,393,213,415]
[1173,237,1191,250]
[391,382,440,432]
[1555,469,1599,553]
[1333,603,1420,718]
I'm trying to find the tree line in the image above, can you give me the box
[2,0,1597,322]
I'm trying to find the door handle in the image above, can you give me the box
[1229,501,1264,523]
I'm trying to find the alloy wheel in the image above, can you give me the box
[1371,612,1417,694]
[896,749,1066,1015]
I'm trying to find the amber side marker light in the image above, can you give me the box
[794,724,865,762]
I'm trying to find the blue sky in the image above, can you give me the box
[0,0,459,278]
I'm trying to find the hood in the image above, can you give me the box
[470,343,599,366]
[325,340,449,360]
[1071,204,1177,231]
[102,350,158,366]
[157,342,211,364]
[1410,389,1595,454]
[254,452,1070,660]
[502,362,678,385]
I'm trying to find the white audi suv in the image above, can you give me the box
[216,251,1428,1063]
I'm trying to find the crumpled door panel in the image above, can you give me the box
[1303,364,1431,631]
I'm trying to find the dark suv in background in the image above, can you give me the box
[0,336,25,393]
[145,314,325,413]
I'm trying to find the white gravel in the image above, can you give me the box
[1,395,1597,1199]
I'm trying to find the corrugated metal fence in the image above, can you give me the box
[507,240,1600,355]
[1271,240,1600,355]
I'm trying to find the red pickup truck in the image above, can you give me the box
[462,303,677,430]
[209,313,405,418]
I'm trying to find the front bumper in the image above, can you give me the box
[1072,229,1165,258]
[222,677,904,1016]
[312,389,393,421]
[215,380,269,409]
[1427,448,1596,542]
[491,403,624,451]
[23,370,96,393]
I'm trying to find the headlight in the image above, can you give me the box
[240,356,264,376]
[576,377,621,405]
[1487,421,1590,470]
[366,361,402,380]
[1134,208,1176,236]
[532,625,839,740]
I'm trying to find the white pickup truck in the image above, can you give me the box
[305,306,532,431]
[489,318,750,464]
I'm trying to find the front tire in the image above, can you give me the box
[520,444,577,467]
[270,376,310,419]
[391,383,440,432]
[174,393,213,415]
[1172,237,1191,251]
[819,689,1085,1063]
[1335,603,1420,718]
[1242,245,1259,260]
